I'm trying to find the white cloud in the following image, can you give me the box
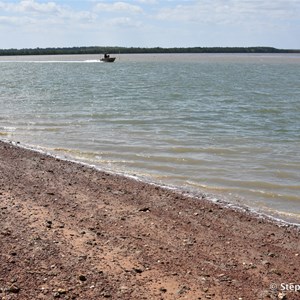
[95,2,143,14]
[155,0,300,24]
[135,0,157,4]
[0,0,61,14]
[17,0,60,14]
[0,0,96,27]
[105,16,142,28]
[0,15,35,26]
[230,0,300,19]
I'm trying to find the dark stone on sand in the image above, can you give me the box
[79,275,87,281]
[7,284,20,293]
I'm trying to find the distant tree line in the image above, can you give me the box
[0,46,299,56]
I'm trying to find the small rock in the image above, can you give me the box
[45,220,52,228]
[79,275,87,281]
[270,268,281,276]
[7,284,20,293]
[183,238,195,246]
[1,230,11,236]
[262,260,270,266]
[138,207,150,212]
[176,285,190,295]
[159,287,167,293]
[133,267,143,274]
[57,288,67,295]
[78,255,87,260]
[278,292,287,300]
[119,286,129,292]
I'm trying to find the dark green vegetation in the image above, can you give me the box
[0,46,299,56]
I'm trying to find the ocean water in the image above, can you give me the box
[0,53,300,223]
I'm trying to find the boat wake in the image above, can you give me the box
[84,60,100,63]
[0,60,100,63]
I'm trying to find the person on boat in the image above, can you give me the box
[104,53,110,58]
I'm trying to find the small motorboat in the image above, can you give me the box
[100,54,116,62]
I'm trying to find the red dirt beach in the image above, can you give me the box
[0,140,299,299]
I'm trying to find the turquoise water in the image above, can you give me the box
[1,54,300,222]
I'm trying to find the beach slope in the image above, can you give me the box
[0,140,299,299]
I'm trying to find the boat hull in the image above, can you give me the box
[100,57,116,63]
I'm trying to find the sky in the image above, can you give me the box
[0,0,299,49]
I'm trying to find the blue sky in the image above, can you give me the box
[0,0,299,49]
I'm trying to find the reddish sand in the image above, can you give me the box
[0,140,299,300]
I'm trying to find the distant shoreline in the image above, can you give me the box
[1,46,300,56]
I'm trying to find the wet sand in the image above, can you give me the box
[0,140,299,300]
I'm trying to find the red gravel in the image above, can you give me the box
[0,140,299,300]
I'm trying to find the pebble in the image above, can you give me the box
[133,267,143,274]
[270,268,281,276]
[159,287,167,293]
[176,285,190,295]
[56,288,67,295]
[138,207,150,212]
[119,286,129,292]
[45,220,52,228]
[7,284,20,293]
[79,275,87,281]
[262,260,270,266]
[278,292,287,300]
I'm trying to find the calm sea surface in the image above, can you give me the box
[1,53,300,223]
